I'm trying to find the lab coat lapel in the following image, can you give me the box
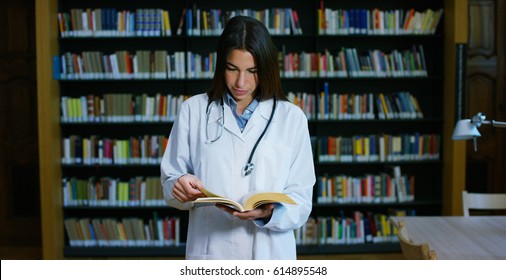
[222,104,244,140]
[241,99,274,136]
[206,101,227,142]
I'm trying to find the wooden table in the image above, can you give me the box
[390,216,506,260]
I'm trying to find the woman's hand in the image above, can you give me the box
[216,203,275,223]
[172,174,206,203]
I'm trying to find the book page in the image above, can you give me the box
[243,192,296,211]
[199,186,222,198]
[193,197,245,212]
[194,187,297,212]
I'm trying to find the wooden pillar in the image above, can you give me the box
[442,0,469,216]
[35,0,64,259]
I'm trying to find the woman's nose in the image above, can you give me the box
[235,72,246,87]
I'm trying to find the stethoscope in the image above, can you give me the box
[205,96,277,176]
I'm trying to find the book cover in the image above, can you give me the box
[53,55,61,80]
[193,187,296,212]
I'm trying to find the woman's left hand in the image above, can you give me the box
[216,203,274,222]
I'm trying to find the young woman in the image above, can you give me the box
[161,16,315,260]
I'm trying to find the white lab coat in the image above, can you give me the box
[160,93,315,260]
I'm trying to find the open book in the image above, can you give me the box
[193,187,296,212]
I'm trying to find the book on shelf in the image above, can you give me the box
[176,8,187,36]
[392,165,415,203]
[193,187,296,212]
[317,172,402,204]
[317,132,440,163]
[295,210,408,246]
[65,215,181,247]
[58,8,173,37]
[317,2,443,35]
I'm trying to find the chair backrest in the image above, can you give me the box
[462,190,506,216]
[397,221,437,260]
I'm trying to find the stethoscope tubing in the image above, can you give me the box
[205,96,277,176]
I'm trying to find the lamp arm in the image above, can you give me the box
[482,120,506,128]
[492,120,506,128]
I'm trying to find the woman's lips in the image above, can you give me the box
[233,89,248,95]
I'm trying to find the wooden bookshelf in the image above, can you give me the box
[36,0,468,259]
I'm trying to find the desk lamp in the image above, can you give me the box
[452,112,506,151]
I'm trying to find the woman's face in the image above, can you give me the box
[224,49,258,109]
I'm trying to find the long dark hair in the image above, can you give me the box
[207,16,286,101]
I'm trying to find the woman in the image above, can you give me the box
[160,16,315,260]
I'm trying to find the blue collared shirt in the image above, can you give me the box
[226,93,259,132]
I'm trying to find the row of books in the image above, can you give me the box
[280,45,428,79]
[60,94,190,123]
[54,51,217,80]
[313,133,441,163]
[318,6,443,35]
[180,7,302,36]
[60,90,422,124]
[58,8,172,38]
[375,92,424,120]
[54,45,427,80]
[67,211,405,248]
[61,135,168,165]
[63,176,164,207]
[58,5,443,38]
[288,90,424,121]
[58,7,303,37]
[317,166,414,204]
[64,214,181,247]
[296,210,413,245]
[62,171,414,208]
[61,133,439,166]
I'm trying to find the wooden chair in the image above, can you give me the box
[396,221,437,260]
[462,190,506,216]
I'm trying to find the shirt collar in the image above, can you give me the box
[225,93,260,132]
[225,93,259,117]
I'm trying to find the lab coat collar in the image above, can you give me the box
[206,99,225,124]
[206,98,276,140]
[239,98,276,136]
[256,98,276,122]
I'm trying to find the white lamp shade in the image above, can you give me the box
[452,119,481,140]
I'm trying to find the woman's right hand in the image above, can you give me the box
[172,174,206,203]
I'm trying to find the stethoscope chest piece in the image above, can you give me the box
[206,96,277,177]
[242,163,255,176]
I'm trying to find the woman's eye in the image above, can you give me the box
[248,69,257,74]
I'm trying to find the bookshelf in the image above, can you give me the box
[36,0,468,259]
